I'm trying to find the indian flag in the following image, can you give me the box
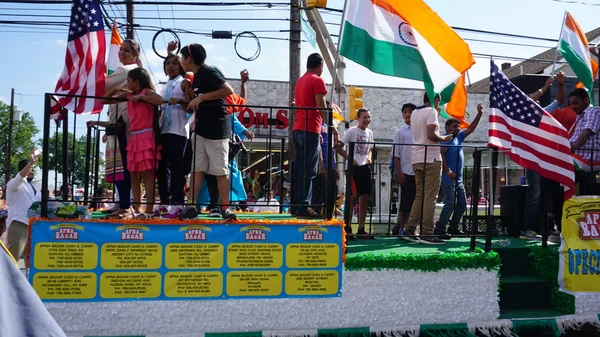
[107,21,123,75]
[332,103,344,127]
[573,154,600,172]
[340,0,474,94]
[559,12,595,102]
[435,73,470,128]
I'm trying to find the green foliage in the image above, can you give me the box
[529,246,575,314]
[345,250,501,272]
[0,101,39,184]
[37,131,104,189]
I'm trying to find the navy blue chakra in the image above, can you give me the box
[398,22,417,46]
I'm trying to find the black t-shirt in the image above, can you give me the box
[192,64,231,140]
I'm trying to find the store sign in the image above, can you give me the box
[236,108,289,131]
[28,220,343,302]
[558,197,600,294]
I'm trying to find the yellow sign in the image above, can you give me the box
[164,272,223,297]
[227,243,283,268]
[100,243,162,269]
[226,271,282,296]
[285,270,339,295]
[33,272,97,299]
[286,244,339,268]
[100,272,161,299]
[34,243,98,270]
[165,243,224,269]
[559,196,600,294]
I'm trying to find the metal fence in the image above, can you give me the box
[41,93,337,219]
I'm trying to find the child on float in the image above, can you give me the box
[104,67,164,219]
[155,53,193,219]
[178,43,236,221]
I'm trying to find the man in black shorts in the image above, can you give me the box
[336,109,374,237]
[391,103,416,235]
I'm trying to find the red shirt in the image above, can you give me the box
[292,72,327,134]
[550,106,577,131]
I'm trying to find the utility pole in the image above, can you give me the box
[288,0,302,199]
[289,0,301,106]
[126,0,135,39]
[6,88,14,187]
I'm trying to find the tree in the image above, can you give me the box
[0,101,39,185]
[37,131,104,190]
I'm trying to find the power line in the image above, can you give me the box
[0,13,291,21]
[0,0,290,4]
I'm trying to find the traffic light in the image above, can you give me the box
[348,86,364,121]
[305,0,327,9]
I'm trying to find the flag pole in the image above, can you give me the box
[551,11,567,76]
[327,0,349,116]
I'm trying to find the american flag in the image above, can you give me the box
[53,0,106,115]
[488,61,575,200]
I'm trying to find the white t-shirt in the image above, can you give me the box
[342,126,374,167]
[6,175,40,226]
[410,106,442,164]
[160,75,190,138]
[392,124,415,175]
[253,198,280,213]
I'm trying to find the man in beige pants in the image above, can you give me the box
[6,150,40,261]
[399,94,452,245]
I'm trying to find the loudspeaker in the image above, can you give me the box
[500,185,527,237]
[580,183,600,196]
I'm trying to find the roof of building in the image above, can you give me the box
[467,27,600,94]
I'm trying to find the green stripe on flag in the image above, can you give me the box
[340,22,431,84]
[317,327,369,336]
[559,39,595,105]
[512,318,560,337]
[420,323,474,337]
[205,333,261,337]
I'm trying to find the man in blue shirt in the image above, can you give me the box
[434,103,484,238]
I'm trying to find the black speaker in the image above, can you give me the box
[580,183,600,196]
[500,185,527,237]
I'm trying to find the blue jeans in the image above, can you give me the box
[435,180,466,233]
[523,170,541,232]
[291,130,320,214]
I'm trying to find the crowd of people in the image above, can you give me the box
[0,42,599,260]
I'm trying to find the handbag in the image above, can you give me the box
[228,134,247,162]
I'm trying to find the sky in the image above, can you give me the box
[0,0,599,143]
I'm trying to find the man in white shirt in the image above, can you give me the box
[253,191,281,213]
[336,109,374,238]
[6,150,41,260]
[400,94,452,245]
[391,103,416,236]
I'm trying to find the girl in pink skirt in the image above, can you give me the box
[105,67,164,218]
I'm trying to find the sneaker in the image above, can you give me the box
[549,233,561,244]
[447,228,465,236]
[345,225,356,240]
[208,207,221,217]
[356,227,369,237]
[434,231,451,240]
[391,225,401,236]
[163,205,183,219]
[153,205,169,217]
[222,208,238,221]
[398,231,419,242]
[419,236,446,245]
[520,230,541,240]
[179,206,199,220]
